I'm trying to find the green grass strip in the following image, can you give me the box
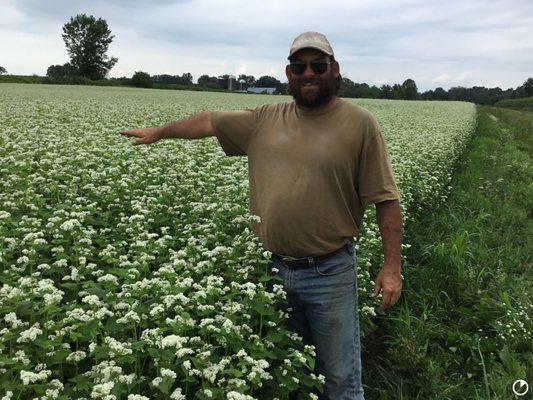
[362,106,533,400]
[494,97,533,112]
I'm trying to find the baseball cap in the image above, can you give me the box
[288,31,334,59]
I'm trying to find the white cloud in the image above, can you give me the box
[457,71,473,82]
[433,74,449,83]
[1,0,532,90]
[236,64,248,76]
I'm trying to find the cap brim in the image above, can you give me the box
[288,46,333,59]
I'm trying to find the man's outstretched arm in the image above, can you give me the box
[120,111,215,145]
[372,199,403,311]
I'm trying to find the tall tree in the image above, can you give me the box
[46,63,77,78]
[433,87,449,101]
[401,79,419,100]
[380,84,394,99]
[131,71,153,88]
[256,75,280,88]
[238,74,256,86]
[0,66,7,75]
[62,14,118,80]
[198,74,219,88]
[179,72,193,85]
[523,77,533,97]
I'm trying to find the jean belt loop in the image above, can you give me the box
[346,240,353,255]
[307,256,314,267]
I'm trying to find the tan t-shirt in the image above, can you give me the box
[211,98,400,257]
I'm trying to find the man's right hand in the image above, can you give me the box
[120,127,161,145]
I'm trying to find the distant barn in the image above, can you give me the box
[247,87,276,95]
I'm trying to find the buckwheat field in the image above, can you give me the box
[0,84,476,399]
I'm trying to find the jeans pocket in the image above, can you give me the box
[315,259,355,276]
[315,243,357,276]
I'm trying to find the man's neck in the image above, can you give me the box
[297,95,341,114]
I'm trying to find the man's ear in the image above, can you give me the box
[332,60,340,78]
[285,64,291,81]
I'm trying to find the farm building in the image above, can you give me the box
[217,75,236,91]
[247,87,276,94]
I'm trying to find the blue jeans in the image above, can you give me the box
[268,241,365,400]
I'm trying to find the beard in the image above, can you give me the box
[288,73,338,108]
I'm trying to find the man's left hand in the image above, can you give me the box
[371,265,403,311]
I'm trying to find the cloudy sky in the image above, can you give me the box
[1,0,532,91]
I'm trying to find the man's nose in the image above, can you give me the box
[303,64,315,78]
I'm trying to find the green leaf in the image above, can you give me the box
[60,282,79,291]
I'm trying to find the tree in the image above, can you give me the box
[46,63,77,78]
[391,84,403,99]
[131,71,153,88]
[198,74,219,88]
[0,66,7,75]
[275,82,288,95]
[433,87,449,101]
[401,79,419,100]
[380,84,394,99]
[523,77,533,97]
[256,75,280,88]
[180,72,193,85]
[152,74,174,84]
[153,73,193,86]
[62,14,117,80]
[254,75,287,94]
[238,74,256,86]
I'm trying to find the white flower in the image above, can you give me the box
[161,335,188,349]
[17,256,29,264]
[119,373,136,385]
[17,323,43,343]
[4,312,23,328]
[1,391,13,400]
[170,388,185,400]
[20,369,51,385]
[116,310,141,324]
[103,336,133,357]
[362,305,377,317]
[227,391,255,400]
[91,381,114,399]
[82,294,103,306]
[60,218,81,231]
[97,274,119,285]
[66,351,87,363]
[160,368,177,379]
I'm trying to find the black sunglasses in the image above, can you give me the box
[289,59,332,75]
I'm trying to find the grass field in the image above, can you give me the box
[2,83,528,399]
[494,97,533,111]
[363,106,532,399]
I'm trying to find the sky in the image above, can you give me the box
[1,0,532,91]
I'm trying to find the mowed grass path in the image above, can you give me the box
[362,106,532,400]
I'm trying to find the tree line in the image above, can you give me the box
[2,13,532,104]
[128,71,288,93]
[339,77,533,104]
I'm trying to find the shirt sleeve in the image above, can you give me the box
[211,108,258,156]
[357,114,401,208]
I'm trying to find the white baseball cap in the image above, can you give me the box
[288,31,334,59]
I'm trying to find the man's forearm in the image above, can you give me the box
[158,111,214,140]
[375,199,403,271]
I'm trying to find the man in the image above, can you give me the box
[121,32,403,400]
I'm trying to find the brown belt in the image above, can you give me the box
[273,242,349,269]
